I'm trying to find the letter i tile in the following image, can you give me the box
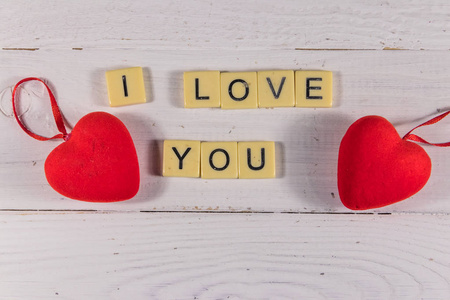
[105,67,146,107]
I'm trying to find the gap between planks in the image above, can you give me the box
[1,47,442,51]
[0,208,426,216]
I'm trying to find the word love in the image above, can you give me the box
[163,140,275,179]
[184,70,333,109]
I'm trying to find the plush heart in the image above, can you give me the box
[338,116,431,210]
[44,112,140,202]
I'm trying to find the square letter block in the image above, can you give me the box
[163,140,201,177]
[238,141,276,179]
[295,70,332,108]
[258,70,295,108]
[221,72,258,109]
[201,142,238,179]
[105,67,146,107]
[184,71,221,108]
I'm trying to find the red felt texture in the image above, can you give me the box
[45,112,140,202]
[338,116,431,210]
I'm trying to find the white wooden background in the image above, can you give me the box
[1,0,449,299]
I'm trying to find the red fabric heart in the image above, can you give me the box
[45,112,140,202]
[338,116,431,210]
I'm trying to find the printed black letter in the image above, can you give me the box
[228,79,249,101]
[209,149,230,171]
[195,78,210,100]
[266,77,286,99]
[306,78,322,100]
[247,148,265,171]
[172,147,192,169]
[122,75,128,97]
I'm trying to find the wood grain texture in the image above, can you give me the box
[1,1,450,298]
[0,49,449,212]
[0,0,449,51]
[1,212,449,300]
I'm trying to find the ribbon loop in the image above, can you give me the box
[12,77,69,141]
[402,110,450,147]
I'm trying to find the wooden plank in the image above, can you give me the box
[0,211,449,299]
[0,49,449,212]
[0,0,449,50]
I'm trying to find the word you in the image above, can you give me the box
[184,70,332,109]
[163,140,275,179]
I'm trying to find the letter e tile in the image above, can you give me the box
[295,70,332,108]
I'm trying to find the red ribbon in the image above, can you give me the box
[12,77,70,141]
[403,110,450,147]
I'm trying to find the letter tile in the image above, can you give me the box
[184,71,221,108]
[295,70,332,108]
[221,72,258,109]
[238,141,275,179]
[258,70,295,108]
[201,142,238,179]
[105,67,146,107]
[163,140,201,177]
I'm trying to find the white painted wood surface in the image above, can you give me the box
[1,0,449,51]
[1,0,450,299]
[1,212,450,300]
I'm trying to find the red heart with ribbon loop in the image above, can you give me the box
[338,112,450,210]
[12,78,140,202]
